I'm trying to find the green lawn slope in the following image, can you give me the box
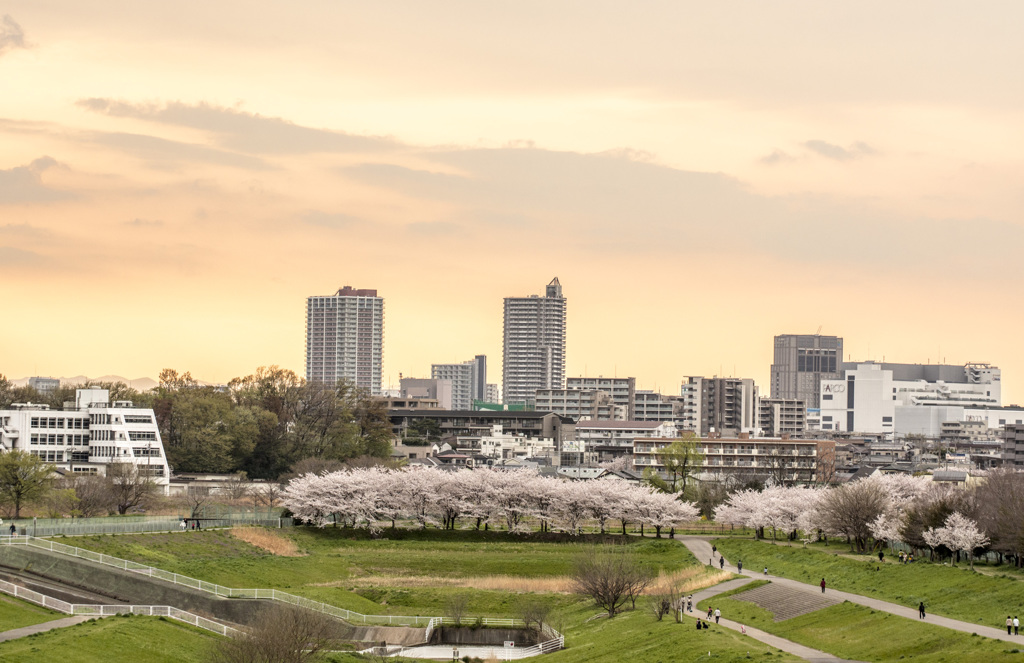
[713,538,1024,628]
[0,615,217,662]
[0,594,66,632]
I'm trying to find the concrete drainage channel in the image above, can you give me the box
[0,536,565,658]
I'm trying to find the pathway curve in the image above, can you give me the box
[679,536,1024,645]
[687,577,865,663]
[0,615,98,643]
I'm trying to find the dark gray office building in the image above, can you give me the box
[770,334,843,409]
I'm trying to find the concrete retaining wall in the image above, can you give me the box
[0,544,265,626]
[433,626,539,646]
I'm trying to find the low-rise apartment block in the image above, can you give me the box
[633,433,834,484]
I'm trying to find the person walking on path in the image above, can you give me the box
[714,608,721,624]
[1007,616,1013,635]
[1013,616,1018,635]
[737,560,743,573]
[8,523,14,536]
[879,551,884,562]
[707,607,713,621]
[820,578,826,593]
[919,602,926,619]
[712,544,717,556]
[764,566,768,576]
[719,556,725,570]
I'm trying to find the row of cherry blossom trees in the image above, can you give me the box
[282,467,699,536]
[713,470,1024,567]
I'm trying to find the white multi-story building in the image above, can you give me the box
[431,355,487,410]
[535,388,621,421]
[819,362,1006,438]
[477,425,557,462]
[634,391,687,424]
[575,420,677,463]
[758,398,807,437]
[681,377,759,437]
[502,278,566,407]
[484,384,501,404]
[566,377,635,419]
[306,286,384,395]
[0,389,170,488]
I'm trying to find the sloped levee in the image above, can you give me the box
[0,544,428,646]
[0,544,270,627]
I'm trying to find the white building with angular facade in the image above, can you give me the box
[0,388,170,488]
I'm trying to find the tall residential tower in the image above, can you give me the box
[306,286,384,394]
[502,278,567,407]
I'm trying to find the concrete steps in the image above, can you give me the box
[733,582,841,621]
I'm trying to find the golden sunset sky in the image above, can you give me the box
[2,2,1022,401]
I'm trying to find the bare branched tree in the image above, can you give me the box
[105,462,157,515]
[517,597,552,634]
[647,581,685,622]
[570,546,650,618]
[211,604,346,663]
[445,593,470,626]
[180,485,212,518]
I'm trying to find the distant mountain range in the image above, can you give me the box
[12,375,163,391]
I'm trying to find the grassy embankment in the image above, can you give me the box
[713,538,1024,628]
[0,593,67,632]
[69,528,728,617]
[0,614,219,662]
[697,589,1023,662]
[24,527,798,662]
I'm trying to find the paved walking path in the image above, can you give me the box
[0,615,98,643]
[680,536,1024,645]
[688,577,865,663]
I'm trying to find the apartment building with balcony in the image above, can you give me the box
[633,433,833,485]
[502,278,566,407]
[306,286,384,395]
[565,377,635,419]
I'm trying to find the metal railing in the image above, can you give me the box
[0,577,239,636]
[0,535,563,655]
[4,516,292,538]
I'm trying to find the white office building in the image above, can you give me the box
[0,389,170,488]
[502,278,566,407]
[820,362,1006,438]
[306,286,384,394]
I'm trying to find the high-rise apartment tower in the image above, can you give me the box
[502,278,567,407]
[770,334,843,409]
[306,286,384,394]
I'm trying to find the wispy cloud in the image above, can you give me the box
[803,139,876,161]
[759,149,795,165]
[78,98,398,155]
[0,157,74,204]
[0,15,26,57]
[82,130,269,170]
[125,218,164,228]
[0,246,44,267]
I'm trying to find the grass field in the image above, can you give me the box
[65,528,712,616]
[0,615,218,662]
[713,538,1024,628]
[697,591,1024,662]
[35,527,796,661]
[0,594,66,632]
